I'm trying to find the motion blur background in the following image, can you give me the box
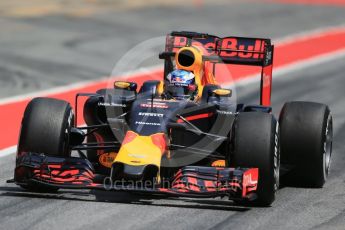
[1,1,345,230]
[1,0,344,98]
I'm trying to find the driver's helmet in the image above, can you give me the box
[165,69,198,101]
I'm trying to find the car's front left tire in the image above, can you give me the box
[230,112,280,207]
[279,101,333,188]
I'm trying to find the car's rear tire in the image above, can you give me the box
[279,101,332,188]
[230,112,280,206]
[17,97,74,192]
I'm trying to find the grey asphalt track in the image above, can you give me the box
[1,1,345,230]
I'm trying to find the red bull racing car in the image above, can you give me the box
[9,31,333,206]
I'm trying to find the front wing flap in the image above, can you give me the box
[12,153,258,200]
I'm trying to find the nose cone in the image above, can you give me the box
[111,163,159,181]
[112,131,166,180]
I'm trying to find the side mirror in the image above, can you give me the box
[209,88,232,97]
[114,81,137,91]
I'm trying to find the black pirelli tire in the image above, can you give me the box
[279,101,333,188]
[18,97,74,158]
[17,97,74,192]
[230,112,280,207]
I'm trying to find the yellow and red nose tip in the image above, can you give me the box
[112,131,167,179]
[150,133,166,153]
[120,131,166,155]
[121,130,138,145]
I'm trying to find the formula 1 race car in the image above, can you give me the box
[9,31,333,206]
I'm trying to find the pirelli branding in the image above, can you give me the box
[140,103,168,109]
[138,112,164,117]
[135,121,161,126]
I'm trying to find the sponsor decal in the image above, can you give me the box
[128,154,146,158]
[173,82,189,87]
[98,102,127,107]
[99,152,118,168]
[263,73,271,87]
[274,123,280,191]
[243,172,258,185]
[135,121,161,126]
[171,36,266,59]
[217,110,234,115]
[265,50,272,65]
[219,38,265,59]
[138,112,164,117]
[140,103,168,109]
[171,36,216,55]
[130,160,141,164]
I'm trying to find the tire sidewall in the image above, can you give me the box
[231,112,280,206]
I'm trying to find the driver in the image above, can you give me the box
[164,69,198,101]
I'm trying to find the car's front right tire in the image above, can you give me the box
[16,97,74,192]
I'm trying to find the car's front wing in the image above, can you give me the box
[10,152,258,201]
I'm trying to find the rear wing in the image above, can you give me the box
[159,31,274,106]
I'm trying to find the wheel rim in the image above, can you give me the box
[323,114,333,177]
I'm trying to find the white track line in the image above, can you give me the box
[0,66,161,106]
[273,23,345,45]
[0,146,17,158]
[2,48,345,159]
[274,48,345,78]
[234,47,345,87]
[0,79,109,106]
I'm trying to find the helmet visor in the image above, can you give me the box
[166,84,196,100]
